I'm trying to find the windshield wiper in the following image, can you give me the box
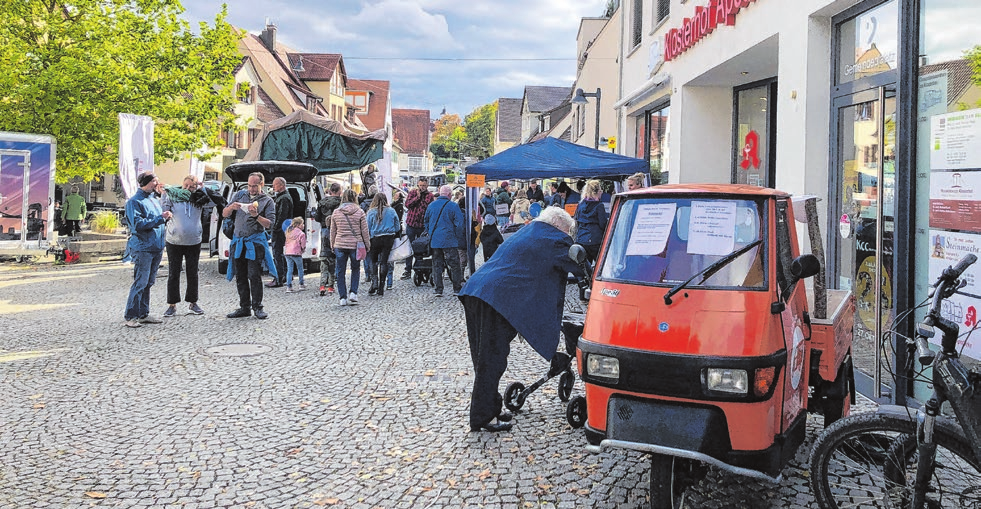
[663,240,763,305]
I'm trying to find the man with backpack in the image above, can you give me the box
[425,185,466,297]
[315,183,343,295]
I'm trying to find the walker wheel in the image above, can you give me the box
[558,371,575,402]
[566,396,586,428]
[504,382,526,411]
[413,271,422,286]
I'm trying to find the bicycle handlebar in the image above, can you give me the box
[942,253,977,283]
[920,253,977,357]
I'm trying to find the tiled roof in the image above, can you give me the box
[289,53,346,85]
[524,86,573,113]
[348,79,390,131]
[239,32,319,114]
[496,98,522,143]
[920,58,975,106]
[392,108,431,155]
[256,86,285,123]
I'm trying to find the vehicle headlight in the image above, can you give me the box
[704,368,748,394]
[586,354,620,382]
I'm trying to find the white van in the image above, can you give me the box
[209,161,324,275]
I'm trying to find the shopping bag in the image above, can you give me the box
[356,241,367,261]
[390,235,414,261]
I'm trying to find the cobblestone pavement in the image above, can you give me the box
[0,257,873,508]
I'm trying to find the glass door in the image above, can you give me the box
[831,86,896,399]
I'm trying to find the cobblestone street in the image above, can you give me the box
[0,258,862,508]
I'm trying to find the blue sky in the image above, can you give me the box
[182,0,609,119]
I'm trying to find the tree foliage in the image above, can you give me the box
[0,1,242,183]
[430,113,463,159]
[463,101,497,160]
[968,45,981,107]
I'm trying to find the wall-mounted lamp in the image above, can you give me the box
[571,88,602,149]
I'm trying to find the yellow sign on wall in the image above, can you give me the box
[607,136,617,150]
[466,174,485,188]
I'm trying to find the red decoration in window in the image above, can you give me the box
[740,130,761,170]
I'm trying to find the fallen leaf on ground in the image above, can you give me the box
[84,492,107,499]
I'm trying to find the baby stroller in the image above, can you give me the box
[503,248,592,428]
[410,234,434,287]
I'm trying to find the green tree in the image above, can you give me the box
[0,1,241,183]
[430,113,463,160]
[968,45,981,107]
[463,101,497,160]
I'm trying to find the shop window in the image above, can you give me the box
[733,80,776,188]
[646,103,670,184]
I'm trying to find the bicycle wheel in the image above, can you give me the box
[809,411,981,508]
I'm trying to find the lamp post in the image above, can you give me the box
[571,87,602,149]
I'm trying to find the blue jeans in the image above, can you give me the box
[124,250,163,320]
[334,248,360,299]
[285,255,304,286]
[404,225,424,273]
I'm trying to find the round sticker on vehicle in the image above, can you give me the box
[658,322,669,333]
[790,325,806,390]
[839,214,851,239]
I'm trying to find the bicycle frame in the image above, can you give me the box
[910,267,981,509]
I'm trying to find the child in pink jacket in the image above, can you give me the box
[284,217,307,292]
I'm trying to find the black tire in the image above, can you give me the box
[821,354,853,428]
[218,259,228,275]
[649,454,685,509]
[504,382,526,412]
[566,396,586,428]
[558,371,575,402]
[809,411,981,509]
[413,272,422,286]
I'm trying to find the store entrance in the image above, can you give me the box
[829,85,896,400]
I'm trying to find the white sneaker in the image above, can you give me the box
[124,319,142,328]
[349,293,359,304]
[339,298,348,306]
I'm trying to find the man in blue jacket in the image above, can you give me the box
[223,172,277,320]
[123,172,172,328]
[425,185,465,297]
[457,207,584,432]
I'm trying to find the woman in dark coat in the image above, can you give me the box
[458,207,584,432]
[573,179,608,263]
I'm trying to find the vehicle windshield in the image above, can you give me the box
[598,197,767,289]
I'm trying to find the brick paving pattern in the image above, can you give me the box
[0,259,874,508]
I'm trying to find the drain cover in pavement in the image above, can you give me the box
[201,343,273,357]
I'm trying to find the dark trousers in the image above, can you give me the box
[432,247,463,294]
[166,242,200,305]
[369,235,395,294]
[233,249,265,311]
[463,296,516,428]
[404,225,424,273]
[65,219,81,236]
[319,229,336,287]
[271,229,286,284]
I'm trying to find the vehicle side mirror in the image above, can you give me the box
[791,254,820,280]
[569,244,588,264]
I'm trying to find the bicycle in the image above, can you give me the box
[809,253,981,508]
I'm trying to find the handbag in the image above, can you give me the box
[390,235,413,261]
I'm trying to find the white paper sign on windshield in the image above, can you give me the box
[625,203,677,256]
[688,201,736,256]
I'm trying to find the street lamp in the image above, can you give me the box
[571,87,601,149]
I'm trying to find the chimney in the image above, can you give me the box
[259,20,277,52]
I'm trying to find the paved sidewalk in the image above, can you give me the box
[0,259,862,508]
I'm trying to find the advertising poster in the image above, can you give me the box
[930,109,981,171]
[928,230,981,296]
[625,203,676,256]
[687,201,736,256]
[934,291,981,359]
[929,170,981,232]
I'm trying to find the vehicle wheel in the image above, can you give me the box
[558,371,575,402]
[413,272,422,286]
[218,259,228,275]
[809,411,981,509]
[504,382,526,412]
[566,396,586,428]
[649,454,687,509]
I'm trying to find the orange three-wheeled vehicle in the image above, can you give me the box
[571,185,855,508]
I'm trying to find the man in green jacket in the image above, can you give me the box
[62,186,87,236]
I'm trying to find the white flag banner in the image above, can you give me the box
[189,146,208,181]
[118,113,154,198]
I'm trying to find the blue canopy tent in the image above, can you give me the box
[466,137,648,181]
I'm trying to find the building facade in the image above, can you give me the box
[608,0,981,403]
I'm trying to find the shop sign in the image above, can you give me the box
[664,0,760,62]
